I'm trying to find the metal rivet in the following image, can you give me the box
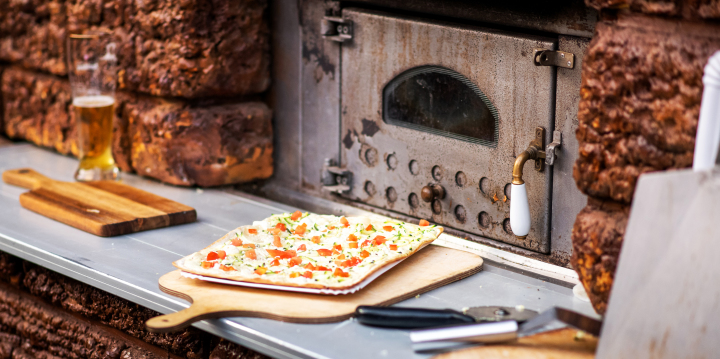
[560,53,565,58]
[504,183,512,200]
[387,154,398,170]
[409,160,419,175]
[567,61,572,66]
[454,205,467,223]
[364,181,376,196]
[432,165,442,181]
[386,187,398,203]
[364,147,378,166]
[336,25,342,33]
[478,212,490,228]
[408,193,419,208]
[479,177,490,194]
[503,218,513,235]
[455,171,466,187]
[431,199,442,214]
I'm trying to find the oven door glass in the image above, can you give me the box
[339,8,556,253]
[383,66,498,147]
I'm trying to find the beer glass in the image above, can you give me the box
[67,32,119,181]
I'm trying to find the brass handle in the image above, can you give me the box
[420,184,445,203]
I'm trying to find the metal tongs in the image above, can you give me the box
[410,307,602,353]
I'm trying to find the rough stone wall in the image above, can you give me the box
[0,0,269,98]
[2,67,273,186]
[572,5,720,313]
[0,251,268,359]
[585,0,720,19]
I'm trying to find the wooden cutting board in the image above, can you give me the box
[2,168,196,237]
[146,245,483,332]
[433,328,597,359]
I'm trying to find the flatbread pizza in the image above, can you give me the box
[173,211,443,289]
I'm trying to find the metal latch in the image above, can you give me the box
[533,49,574,69]
[322,158,353,193]
[322,16,353,43]
[545,131,562,166]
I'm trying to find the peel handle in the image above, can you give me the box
[355,306,475,329]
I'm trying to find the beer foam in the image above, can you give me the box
[73,95,115,108]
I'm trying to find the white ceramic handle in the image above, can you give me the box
[693,51,720,172]
[510,183,530,237]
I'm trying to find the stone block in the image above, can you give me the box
[585,0,720,19]
[571,198,629,315]
[127,99,274,187]
[574,18,720,204]
[0,0,270,98]
[2,67,274,187]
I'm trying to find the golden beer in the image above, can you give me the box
[73,95,118,180]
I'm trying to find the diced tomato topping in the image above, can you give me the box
[201,261,214,269]
[302,271,313,279]
[294,223,307,235]
[337,254,346,260]
[288,257,302,267]
[332,248,341,255]
[389,244,398,250]
[270,258,280,266]
[304,263,316,270]
[373,236,387,245]
[317,249,332,256]
[347,234,358,242]
[333,268,349,277]
[273,235,282,247]
[298,244,307,252]
[335,259,345,267]
[365,224,373,231]
[291,210,302,221]
[334,244,343,251]
[316,266,331,271]
[231,238,243,246]
[246,249,257,260]
[276,223,287,231]
[340,217,350,227]
[220,264,235,271]
[286,250,297,257]
[243,243,256,249]
[361,240,371,248]
[206,252,219,261]
[289,272,299,278]
[349,242,358,249]
[312,236,321,244]
[269,228,281,235]
[349,256,361,266]
[360,250,370,258]
[383,226,394,232]
[327,226,336,230]
[254,267,266,275]
[419,219,430,226]
[216,250,226,260]
[248,228,257,234]
[266,249,297,259]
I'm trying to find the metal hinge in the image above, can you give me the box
[322,158,353,193]
[533,49,574,69]
[322,16,353,43]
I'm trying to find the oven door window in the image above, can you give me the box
[382,66,499,147]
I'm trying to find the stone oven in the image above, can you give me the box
[1,0,719,357]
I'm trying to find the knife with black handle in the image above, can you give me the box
[355,305,538,329]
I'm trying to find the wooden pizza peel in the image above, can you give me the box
[2,168,196,236]
[146,245,483,332]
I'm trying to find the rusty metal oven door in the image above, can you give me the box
[338,9,556,253]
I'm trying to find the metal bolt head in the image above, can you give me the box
[494,308,510,316]
[567,61,572,66]
[336,25,342,33]
[342,26,349,34]
[560,53,565,58]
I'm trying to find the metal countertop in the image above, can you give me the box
[0,144,596,359]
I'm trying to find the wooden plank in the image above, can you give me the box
[435,328,597,359]
[146,245,484,332]
[2,168,197,237]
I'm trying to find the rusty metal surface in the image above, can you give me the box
[267,0,302,190]
[340,0,597,38]
[550,36,590,260]
[299,0,342,193]
[339,9,556,253]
